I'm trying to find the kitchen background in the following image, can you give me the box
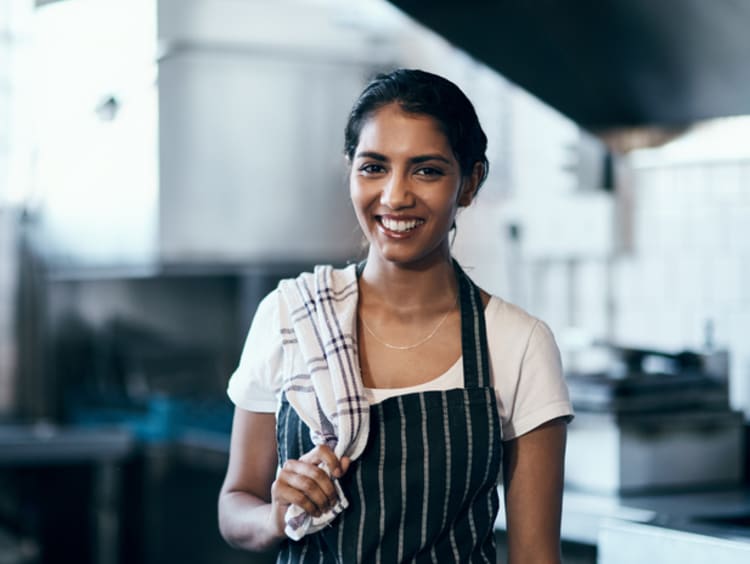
[1,0,749,563]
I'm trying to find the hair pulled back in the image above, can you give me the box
[344,68,489,192]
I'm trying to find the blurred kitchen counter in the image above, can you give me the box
[0,421,135,564]
[495,485,750,563]
[598,517,750,563]
[556,487,750,545]
[0,421,134,465]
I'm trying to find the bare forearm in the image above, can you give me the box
[506,538,562,564]
[218,490,285,553]
[503,418,566,564]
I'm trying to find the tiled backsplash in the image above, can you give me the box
[613,157,750,416]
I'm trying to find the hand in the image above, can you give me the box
[269,445,351,537]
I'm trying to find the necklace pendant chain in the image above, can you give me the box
[359,295,458,351]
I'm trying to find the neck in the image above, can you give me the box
[358,251,458,312]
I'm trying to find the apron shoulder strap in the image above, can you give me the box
[454,259,491,389]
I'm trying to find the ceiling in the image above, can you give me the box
[389,0,750,136]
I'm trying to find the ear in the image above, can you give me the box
[457,161,484,207]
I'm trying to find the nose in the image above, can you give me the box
[380,173,413,209]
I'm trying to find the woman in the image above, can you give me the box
[219,69,573,563]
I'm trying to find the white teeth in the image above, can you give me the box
[381,217,423,232]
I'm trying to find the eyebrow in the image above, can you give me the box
[355,151,388,162]
[354,151,453,165]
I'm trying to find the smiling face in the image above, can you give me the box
[350,103,479,270]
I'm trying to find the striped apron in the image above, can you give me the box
[276,263,503,563]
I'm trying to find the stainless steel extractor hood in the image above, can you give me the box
[389,0,750,149]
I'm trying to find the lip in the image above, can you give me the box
[374,214,425,239]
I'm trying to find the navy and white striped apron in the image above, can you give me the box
[276,263,503,563]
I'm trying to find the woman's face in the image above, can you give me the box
[349,103,478,269]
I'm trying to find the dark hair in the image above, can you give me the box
[344,68,489,190]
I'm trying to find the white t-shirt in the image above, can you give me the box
[227,291,574,441]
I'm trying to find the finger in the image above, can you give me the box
[274,476,327,516]
[300,445,345,478]
[279,460,339,509]
[272,478,323,517]
[339,456,351,476]
[283,459,339,502]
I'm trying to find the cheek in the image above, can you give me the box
[425,185,461,214]
[348,177,360,207]
[349,175,374,205]
[349,180,368,220]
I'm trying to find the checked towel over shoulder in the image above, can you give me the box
[276,264,370,540]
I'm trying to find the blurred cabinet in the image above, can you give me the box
[156,0,390,264]
[158,50,365,263]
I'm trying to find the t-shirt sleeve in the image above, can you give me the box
[485,297,573,440]
[226,291,283,413]
[500,319,574,440]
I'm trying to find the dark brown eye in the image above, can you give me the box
[360,163,385,175]
[416,167,444,177]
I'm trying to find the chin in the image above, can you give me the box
[371,243,449,269]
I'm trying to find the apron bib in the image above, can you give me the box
[276,263,503,563]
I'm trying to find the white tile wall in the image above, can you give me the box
[575,261,609,337]
[612,156,750,416]
[498,126,750,417]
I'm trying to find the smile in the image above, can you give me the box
[378,216,425,233]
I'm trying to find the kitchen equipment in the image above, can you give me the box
[565,409,744,494]
[564,345,745,494]
[566,346,730,413]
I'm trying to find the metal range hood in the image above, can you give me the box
[389,0,750,151]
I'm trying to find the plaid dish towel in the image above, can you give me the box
[277,264,370,540]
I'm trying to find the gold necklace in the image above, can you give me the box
[359,296,458,351]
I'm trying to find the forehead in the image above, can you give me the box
[356,103,453,157]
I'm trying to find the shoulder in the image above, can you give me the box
[484,295,550,347]
[278,263,359,295]
[253,287,280,321]
[483,294,562,383]
[484,295,573,439]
